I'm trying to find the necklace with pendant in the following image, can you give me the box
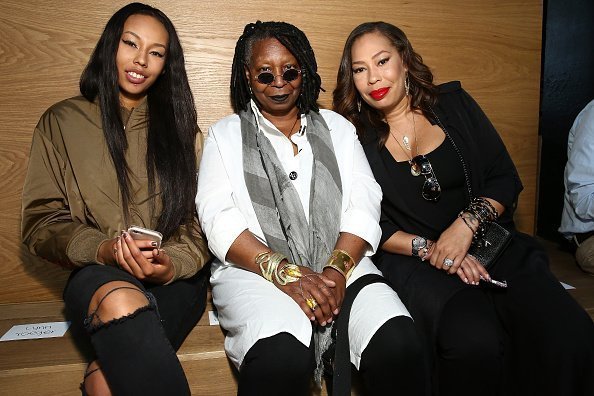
[389,111,421,176]
[402,136,411,151]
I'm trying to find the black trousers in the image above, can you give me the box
[64,264,209,395]
[379,233,594,396]
[238,316,427,396]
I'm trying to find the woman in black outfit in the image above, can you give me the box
[333,21,594,396]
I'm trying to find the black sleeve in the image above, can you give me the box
[460,89,523,219]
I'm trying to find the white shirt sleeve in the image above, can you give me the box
[196,126,249,262]
[336,117,383,256]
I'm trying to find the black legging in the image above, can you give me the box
[435,288,503,396]
[239,316,426,396]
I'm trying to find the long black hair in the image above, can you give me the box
[333,22,438,146]
[230,21,323,114]
[80,2,198,239]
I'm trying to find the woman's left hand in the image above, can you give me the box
[115,231,175,284]
[321,267,346,316]
[426,217,474,275]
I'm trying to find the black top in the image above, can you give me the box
[379,136,466,241]
[361,81,523,246]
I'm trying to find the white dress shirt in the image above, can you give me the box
[196,104,409,369]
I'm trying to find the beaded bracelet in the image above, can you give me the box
[459,197,499,243]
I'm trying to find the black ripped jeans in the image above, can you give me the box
[64,264,209,395]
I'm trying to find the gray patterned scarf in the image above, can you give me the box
[241,105,342,382]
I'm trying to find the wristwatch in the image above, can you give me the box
[412,236,428,259]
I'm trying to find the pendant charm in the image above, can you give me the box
[410,161,421,176]
[402,136,411,151]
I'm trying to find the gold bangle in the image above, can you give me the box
[257,251,301,285]
[324,249,356,278]
[256,251,275,282]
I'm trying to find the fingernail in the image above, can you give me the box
[464,277,469,284]
[151,241,158,247]
[327,318,333,324]
[321,321,326,326]
[310,316,315,321]
[334,309,339,315]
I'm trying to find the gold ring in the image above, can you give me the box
[305,297,318,311]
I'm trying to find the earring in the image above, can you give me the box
[357,98,361,113]
[405,73,410,97]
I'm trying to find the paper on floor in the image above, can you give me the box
[0,321,71,341]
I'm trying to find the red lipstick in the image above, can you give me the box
[369,87,390,101]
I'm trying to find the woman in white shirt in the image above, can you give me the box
[196,21,426,395]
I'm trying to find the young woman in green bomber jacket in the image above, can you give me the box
[21,3,209,395]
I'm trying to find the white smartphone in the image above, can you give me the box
[127,225,163,249]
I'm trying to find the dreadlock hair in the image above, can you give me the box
[230,21,323,115]
[333,22,438,147]
[79,2,198,240]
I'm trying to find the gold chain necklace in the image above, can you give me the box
[389,111,421,176]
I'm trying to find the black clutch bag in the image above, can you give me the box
[467,222,512,269]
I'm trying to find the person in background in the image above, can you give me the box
[21,3,210,395]
[560,99,594,275]
[334,21,594,396]
[196,21,426,396]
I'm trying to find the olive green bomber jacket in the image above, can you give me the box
[21,96,209,282]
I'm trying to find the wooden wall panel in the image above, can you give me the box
[0,0,542,303]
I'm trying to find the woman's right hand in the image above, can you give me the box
[275,265,338,327]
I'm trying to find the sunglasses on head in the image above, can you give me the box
[411,155,441,201]
[254,68,301,85]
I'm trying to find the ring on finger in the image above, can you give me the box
[305,297,318,311]
[443,258,454,268]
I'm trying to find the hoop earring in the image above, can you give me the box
[405,73,410,97]
[357,98,361,113]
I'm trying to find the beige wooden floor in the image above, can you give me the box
[542,238,594,320]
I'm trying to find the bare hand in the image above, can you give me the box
[115,231,175,284]
[276,265,338,326]
[321,267,346,315]
[456,255,491,285]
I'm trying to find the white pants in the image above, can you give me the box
[210,257,411,369]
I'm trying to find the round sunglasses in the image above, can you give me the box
[254,68,301,85]
[411,155,441,201]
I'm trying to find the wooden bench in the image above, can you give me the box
[1,239,592,395]
[0,294,239,395]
